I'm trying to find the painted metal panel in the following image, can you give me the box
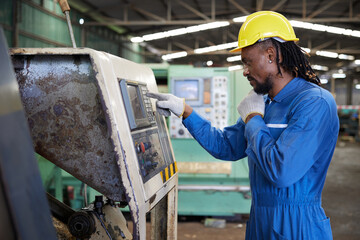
[11,51,125,201]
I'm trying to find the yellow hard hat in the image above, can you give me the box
[230,11,299,52]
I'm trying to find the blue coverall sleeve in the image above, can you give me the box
[183,111,247,160]
[244,96,338,188]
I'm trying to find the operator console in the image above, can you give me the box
[119,80,175,184]
[170,76,228,138]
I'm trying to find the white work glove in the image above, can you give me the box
[237,89,265,123]
[146,92,185,118]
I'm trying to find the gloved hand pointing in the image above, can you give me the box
[146,92,185,118]
[237,89,265,123]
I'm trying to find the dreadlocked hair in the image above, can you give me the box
[261,38,321,86]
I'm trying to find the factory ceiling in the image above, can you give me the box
[70,0,360,78]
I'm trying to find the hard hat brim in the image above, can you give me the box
[229,47,242,53]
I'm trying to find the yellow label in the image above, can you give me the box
[160,171,164,183]
[170,164,174,176]
[165,167,169,181]
[174,161,178,172]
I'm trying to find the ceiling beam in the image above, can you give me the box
[166,0,172,20]
[256,0,264,11]
[130,6,166,21]
[302,0,306,18]
[85,20,210,26]
[173,41,193,51]
[307,0,341,19]
[270,0,288,11]
[211,0,216,20]
[311,40,336,51]
[84,16,360,26]
[176,0,210,20]
[228,32,238,41]
[228,0,250,15]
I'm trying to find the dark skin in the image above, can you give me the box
[183,42,294,123]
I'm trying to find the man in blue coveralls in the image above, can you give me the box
[147,11,339,240]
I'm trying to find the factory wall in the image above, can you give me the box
[0,0,146,62]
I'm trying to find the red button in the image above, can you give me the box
[140,142,145,153]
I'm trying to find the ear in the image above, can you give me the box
[266,46,277,63]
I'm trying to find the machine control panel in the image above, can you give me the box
[170,76,228,138]
[120,79,175,183]
[132,128,167,182]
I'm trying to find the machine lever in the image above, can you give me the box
[57,0,77,48]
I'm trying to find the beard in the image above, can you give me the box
[250,74,273,94]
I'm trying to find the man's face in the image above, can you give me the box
[241,44,274,94]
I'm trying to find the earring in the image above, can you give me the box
[269,60,272,63]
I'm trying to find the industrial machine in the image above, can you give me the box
[150,64,252,216]
[10,47,178,239]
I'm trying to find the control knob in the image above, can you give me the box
[136,142,151,153]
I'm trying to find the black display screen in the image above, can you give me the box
[127,85,146,120]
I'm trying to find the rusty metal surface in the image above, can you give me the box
[11,53,124,201]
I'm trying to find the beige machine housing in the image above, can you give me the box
[11,48,178,240]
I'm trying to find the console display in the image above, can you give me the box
[120,80,155,130]
[174,79,199,101]
[127,85,145,120]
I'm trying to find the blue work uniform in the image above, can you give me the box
[183,77,339,239]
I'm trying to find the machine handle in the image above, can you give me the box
[57,0,70,13]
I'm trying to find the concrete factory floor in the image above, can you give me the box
[172,140,360,240]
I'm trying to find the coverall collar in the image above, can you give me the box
[271,77,301,103]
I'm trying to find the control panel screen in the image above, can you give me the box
[174,79,199,101]
[127,85,146,120]
[120,80,155,130]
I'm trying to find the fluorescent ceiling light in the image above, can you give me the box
[312,65,329,71]
[194,42,237,54]
[320,78,329,84]
[355,59,360,65]
[143,32,168,41]
[227,55,242,62]
[338,54,355,60]
[131,21,230,43]
[228,65,243,71]
[162,51,187,61]
[314,50,354,60]
[289,20,360,38]
[355,84,360,89]
[233,16,248,22]
[316,51,338,58]
[131,37,144,43]
[301,47,311,53]
[332,73,346,78]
